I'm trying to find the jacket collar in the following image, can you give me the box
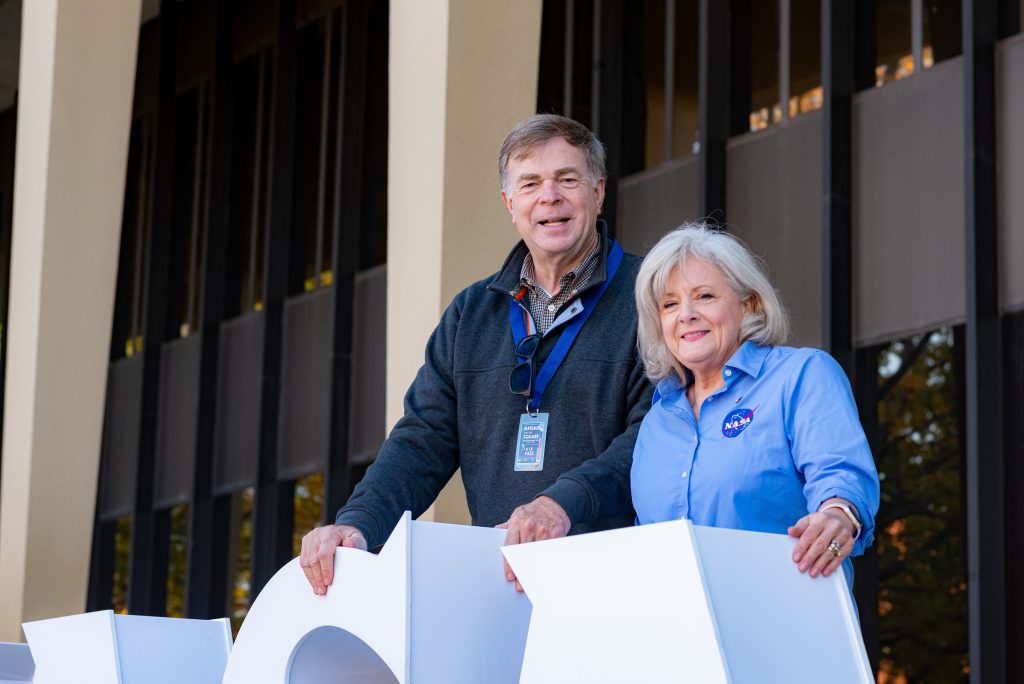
[487,219,612,297]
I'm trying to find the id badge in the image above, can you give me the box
[514,412,549,472]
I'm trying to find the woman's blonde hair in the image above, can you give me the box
[634,222,790,383]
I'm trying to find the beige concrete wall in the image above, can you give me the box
[387,0,542,524]
[0,0,140,640]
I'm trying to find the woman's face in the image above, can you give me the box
[659,258,751,380]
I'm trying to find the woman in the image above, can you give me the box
[631,223,879,589]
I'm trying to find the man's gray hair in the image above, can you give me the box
[498,114,607,194]
[634,222,791,383]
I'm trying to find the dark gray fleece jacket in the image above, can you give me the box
[336,226,653,548]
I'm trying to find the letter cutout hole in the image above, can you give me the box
[287,627,398,684]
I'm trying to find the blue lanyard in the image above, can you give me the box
[509,240,624,412]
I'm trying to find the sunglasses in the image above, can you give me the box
[509,333,541,397]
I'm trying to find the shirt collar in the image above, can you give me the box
[488,219,611,295]
[724,340,772,379]
[519,233,601,295]
[653,340,772,405]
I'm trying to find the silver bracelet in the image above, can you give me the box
[820,502,862,540]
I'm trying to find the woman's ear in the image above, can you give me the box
[742,294,758,315]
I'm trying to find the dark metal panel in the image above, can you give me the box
[252,0,301,594]
[153,335,201,509]
[616,156,701,255]
[233,0,276,62]
[729,0,752,137]
[356,0,389,272]
[186,0,234,619]
[149,508,171,617]
[698,0,729,219]
[213,311,265,494]
[998,0,1021,38]
[821,0,855,375]
[0,107,15,453]
[133,22,160,116]
[99,357,143,519]
[962,2,1005,681]
[129,0,181,617]
[591,0,645,230]
[851,345,880,674]
[727,113,824,349]
[323,0,368,516]
[997,36,1024,311]
[277,288,332,481]
[348,266,387,467]
[175,0,216,93]
[87,519,116,612]
[853,62,965,345]
[853,0,876,91]
[1003,311,1024,678]
[536,0,572,118]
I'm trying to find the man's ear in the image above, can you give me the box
[501,190,514,218]
[594,178,606,214]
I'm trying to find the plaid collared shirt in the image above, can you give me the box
[519,236,602,335]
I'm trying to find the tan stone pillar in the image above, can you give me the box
[0,0,140,640]
[387,0,542,524]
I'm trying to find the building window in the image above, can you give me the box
[923,0,961,66]
[112,517,132,614]
[875,0,914,84]
[748,0,781,130]
[169,82,212,338]
[787,0,822,119]
[639,0,700,167]
[115,118,153,358]
[745,0,822,133]
[874,327,968,682]
[292,472,325,555]
[165,503,189,618]
[537,0,595,129]
[226,49,272,318]
[229,487,255,636]
[873,0,962,88]
[294,13,341,294]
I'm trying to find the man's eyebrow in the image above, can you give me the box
[515,167,586,185]
[516,172,542,184]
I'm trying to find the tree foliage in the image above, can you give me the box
[875,328,968,683]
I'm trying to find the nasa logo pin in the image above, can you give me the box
[721,407,757,438]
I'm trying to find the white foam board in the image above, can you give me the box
[0,642,34,682]
[503,519,730,683]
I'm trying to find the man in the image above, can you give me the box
[299,114,652,594]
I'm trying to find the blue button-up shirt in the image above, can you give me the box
[631,342,880,585]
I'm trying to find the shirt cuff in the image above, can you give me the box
[815,487,874,553]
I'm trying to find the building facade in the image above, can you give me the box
[0,1,1021,682]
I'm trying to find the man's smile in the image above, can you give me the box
[537,216,572,227]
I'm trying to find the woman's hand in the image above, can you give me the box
[787,499,858,578]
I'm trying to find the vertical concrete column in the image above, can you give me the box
[388,0,542,524]
[0,0,140,640]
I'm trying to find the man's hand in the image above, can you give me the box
[299,524,368,595]
[497,496,571,592]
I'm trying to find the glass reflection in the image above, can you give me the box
[875,328,968,683]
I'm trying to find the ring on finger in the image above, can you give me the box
[828,539,842,559]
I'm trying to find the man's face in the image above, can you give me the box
[501,137,605,266]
